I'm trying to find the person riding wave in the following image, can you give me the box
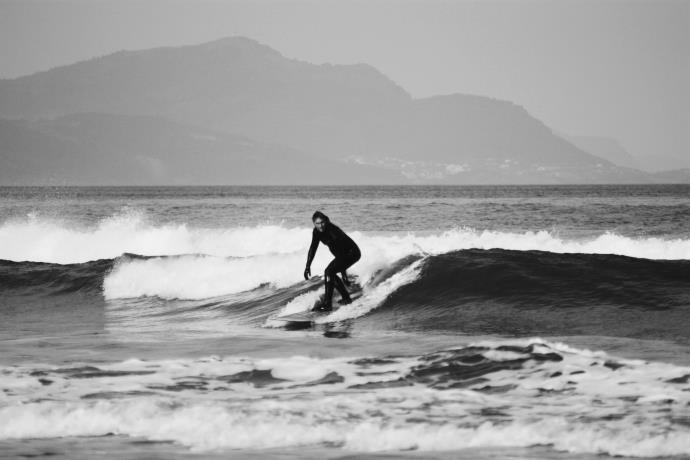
[304,211,361,312]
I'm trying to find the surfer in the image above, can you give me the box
[304,211,361,312]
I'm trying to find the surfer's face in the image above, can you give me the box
[313,218,326,232]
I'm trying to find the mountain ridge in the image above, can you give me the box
[0,113,405,185]
[0,36,677,184]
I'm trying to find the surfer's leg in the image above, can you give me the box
[340,269,350,286]
[332,273,350,302]
[325,259,347,297]
[339,251,361,303]
[321,250,362,309]
[329,252,361,302]
[313,279,334,312]
[312,275,334,312]
[321,259,340,310]
[324,257,353,305]
[323,277,335,310]
[340,249,361,276]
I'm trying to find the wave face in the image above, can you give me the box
[1,211,689,343]
[0,258,109,296]
[2,249,689,343]
[363,249,690,341]
[1,339,688,457]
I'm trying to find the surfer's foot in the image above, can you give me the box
[338,297,352,305]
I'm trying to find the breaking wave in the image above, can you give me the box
[1,339,688,456]
[1,212,689,342]
[2,247,688,343]
[1,212,689,265]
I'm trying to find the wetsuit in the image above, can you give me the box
[306,222,361,309]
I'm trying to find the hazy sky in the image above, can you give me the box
[1,0,688,163]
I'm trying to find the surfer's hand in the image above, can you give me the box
[303,267,311,280]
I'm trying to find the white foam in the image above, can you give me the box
[264,258,424,326]
[0,340,688,456]
[314,258,424,323]
[269,289,323,317]
[102,238,420,300]
[3,211,690,300]
[104,253,304,300]
[1,212,689,266]
[0,210,308,264]
[2,401,687,456]
[103,228,690,300]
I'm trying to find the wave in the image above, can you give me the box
[3,247,689,342]
[102,245,423,301]
[1,212,689,266]
[360,249,690,341]
[104,253,307,300]
[264,255,425,327]
[0,258,110,296]
[0,210,309,264]
[1,339,688,456]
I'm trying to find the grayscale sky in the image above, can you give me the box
[0,0,687,162]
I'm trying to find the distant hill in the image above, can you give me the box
[0,114,404,185]
[0,36,658,184]
[635,154,690,173]
[562,135,638,169]
[560,134,689,178]
[649,168,690,184]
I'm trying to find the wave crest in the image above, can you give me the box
[1,212,689,265]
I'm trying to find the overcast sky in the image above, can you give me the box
[1,0,688,163]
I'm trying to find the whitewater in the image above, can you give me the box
[1,339,689,456]
[1,185,689,460]
[1,211,689,301]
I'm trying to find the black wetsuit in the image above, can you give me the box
[306,222,361,308]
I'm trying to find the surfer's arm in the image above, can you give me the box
[305,230,319,271]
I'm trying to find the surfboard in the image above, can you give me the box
[276,289,363,324]
[276,310,326,323]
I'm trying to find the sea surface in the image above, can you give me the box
[0,185,689,459]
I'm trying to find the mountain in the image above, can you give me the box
[562,135,638,169]
[560,134,689,178]
[0,113,404,185]
[649,168,690,184]
[635,154,690,173]
[0,36,656,184]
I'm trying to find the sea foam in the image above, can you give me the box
[0,211,307,264]
[1,339,688,456]
[2,212,690,300]
[1,212,688,265]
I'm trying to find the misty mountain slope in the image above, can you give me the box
[649,168,690,183]
[636,154,690,173]
[0,113,405,185]
[0,37,408,136]
[562,135,638,169]
[368,94,606,165]
[0,118,135,184]
[0,36,655,183]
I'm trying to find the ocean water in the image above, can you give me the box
[0,185,689,459]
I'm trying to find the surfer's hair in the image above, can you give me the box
[312,211,329,223]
